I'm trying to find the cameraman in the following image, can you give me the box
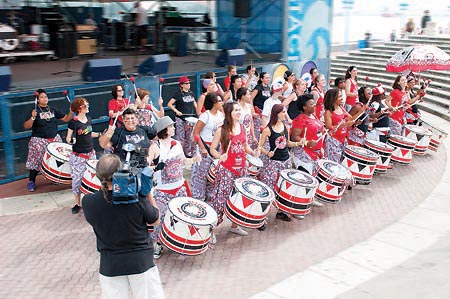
[83,154,164,299]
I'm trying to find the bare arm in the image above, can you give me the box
[210,127,223,160]
[24,109,37,130]
[167,98,182,116]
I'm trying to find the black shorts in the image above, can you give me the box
[137,25,148,39]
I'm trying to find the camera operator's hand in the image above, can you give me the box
[154,162,166,171]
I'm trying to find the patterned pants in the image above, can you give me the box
[292,147,316,174]
[260,158,291,189]
[150,185,188,242]
[325,135,345,163]
[190,155,215,201]
[175,118,195,157]
[389,118,404,136]
[70,151,96,195]
[26,135,62,171]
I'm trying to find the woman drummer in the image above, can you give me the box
[135,88,164,127]
[66,98,101,214]
[24,88,72,192]
[190,93,224,201]
[385,75,423,136]
[196,79,220,116]
[210,102,258,242]
[237,87,258,149]
[147,116,189,259]
[323,88,354,162]
[258,104,300,222]
[368,85,391,143]
[108,84,131,128]
[283,78,307,122]
[167,76,197,158]
[347,86,377,146]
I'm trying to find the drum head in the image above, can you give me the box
[280,169,318,188]
[168,197,217,226]
[246,154,263,167]
[234,177,275,202]
[185,117,198,125]
[365,139,394,151]
[47,142,72,161]
[405,124,432,136]
[390,134,416,146]
[346,145,378,159]
[316,159,351,181]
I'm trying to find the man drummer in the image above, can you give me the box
[24,88,73,192]
[167,76,197,157]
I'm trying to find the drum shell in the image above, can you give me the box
[246,154,263,177]
[421,122,447,152]
[159,197,217,256]
[313,160,352,204]
[80,160,101,194]
[387,135,416,165]
[404,125,432,156]
[364,140,394,173]
[225,178,274,228]
[341,145,378,184]
[40,142,72,184]
[274,169,318,215]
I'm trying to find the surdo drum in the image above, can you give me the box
[313,160,353,204]
[40,142,72,184]
[364,140,394,174]
[207,159,219,184]
[80,160,101,194]
[387,135,417,165]
[404,125,432,156]
[160,197,217,256]
[246,154,263,177]
[274,169,319,216]
[342,145,378,184]
[225,178,275,229]
[421,121,448,152]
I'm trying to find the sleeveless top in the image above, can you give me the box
[312,86,325,120]
[330,110,348,144]
[389,89,407,124]
[221,124,247,176]
[268,125,290,162]
[346,79,358,106]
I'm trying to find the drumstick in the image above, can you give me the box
[302,127,307,147]
[129,76,138,97]
[34,91,38,111]
[62,90,71,103]
[159,77,165,98]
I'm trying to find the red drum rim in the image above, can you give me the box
[405,124,433,137]
[364,140,394,153]
[315,159,352,182]
[233,178,275,203]
[167,197,217,227]
[345,145,378,161]
[278,169,318,189]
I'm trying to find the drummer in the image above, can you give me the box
[250,72,271,141]
[283,78,308,123]
[405,73,423,126]
[190,93,224,202]
[323,88,354,162]
[66,98,101,214]
[210,102,258,243]
[258,104,300,222]
[147,116,189,259]
[367,85,391,143]
[347,86,377,146]
[237,87,258,149]
[135,88,164,127]
[167,76,197,158]
[108,84,132,128]
[24,88,73,192]
[196,79,220,116]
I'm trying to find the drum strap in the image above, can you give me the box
[72,150,94,160]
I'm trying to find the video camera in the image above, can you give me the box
[112,143,150,204]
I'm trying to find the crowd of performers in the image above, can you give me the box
[24,65,427,260]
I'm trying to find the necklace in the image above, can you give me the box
[38,105,51,121]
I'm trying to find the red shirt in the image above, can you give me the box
[292,114,324,161]
[221,125,247,176]
[312,86,324,120]
[223,76,231,91]
[389,89,407,124]
[108,98,130,126]
[346,79,358,106]
[330,110,349,144]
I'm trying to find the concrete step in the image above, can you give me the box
[418,102,450,122]
[407,34,450,43]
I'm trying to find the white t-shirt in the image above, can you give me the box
[135,6,148,26]
[242,74,258,91]
[153,140,184,190]
[282,82,293,98]
[198,110,224,142]
[239,102,253,135]
[262,97,282,120]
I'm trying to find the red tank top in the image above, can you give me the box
[330,109,348,144]
[292,114,324,160]
[346,79,358,106]
[389,89,407,124]
[221,124,247,175]
[312,87,324,119]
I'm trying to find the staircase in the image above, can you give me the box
[330,35,450,122]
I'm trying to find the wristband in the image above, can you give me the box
[31,116,36,121]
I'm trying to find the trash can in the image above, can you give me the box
[176,33,187,57]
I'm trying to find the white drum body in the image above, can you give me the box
[225,178,275,228]
[364,139,394,173]
[421,122,447,152]
[0,24,18,51]
[246,154,263,177]
[313,159,353,204]
[274,169,319,216]
[184,116,198,127]
[40,142,72,184]
[160,197,217,256]
[342,145,378,184]
[80,160,101,194]
[387,135,417,165]
[404,125,432,156]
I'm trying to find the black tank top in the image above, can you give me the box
[268,125,290,162]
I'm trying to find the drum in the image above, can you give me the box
[160,197,217,256]
[185,116,198,128]
[274,169,319,216]
[313,160,353,204]
[40,142,72,184]
[374,127,390,143]
[246,154,263,177]
[225,177,275,229]
[207,159,219,184]
[404,124,432,156]
[342,145,378,185]
[421,121,448,152]
[387,135,417,165]
[364,140,394,174]
[80,160,101,194]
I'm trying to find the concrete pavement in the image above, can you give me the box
[0,111,449,299]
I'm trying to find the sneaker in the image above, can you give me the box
[257,224,266,231]
[292,214,305,220]
[71,205,81,214]
[153,242,163,259]
[276,212,292,222]
[210,232,217,245]
[313,200,323,207]
[229,226,248,236]
[27,181,35,192]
